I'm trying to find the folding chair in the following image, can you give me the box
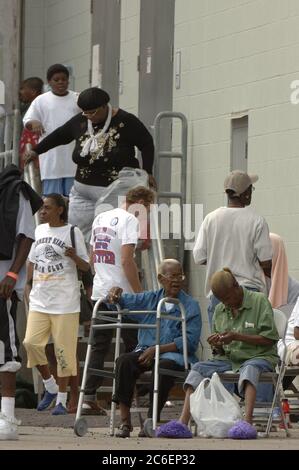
[264,309,299,436]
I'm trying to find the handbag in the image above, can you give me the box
[70,225,93,324]
[190,372,242,438]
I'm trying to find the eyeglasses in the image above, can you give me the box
[82,108,100,117]
[160,274,185,282]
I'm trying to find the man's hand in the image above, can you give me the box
[24,149,39,165]
[219,331,236,345]
[207,333,222,347]
[0,276,16,299]
[107,287,123,304]
[26,120,45,136]
[138,346,155,367]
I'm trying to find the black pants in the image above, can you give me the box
[112,351,184,421]
[0,293,19,365]
[84,304,138,395]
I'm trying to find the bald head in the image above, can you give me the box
[210,268,238,298]
[158,259,182,275]
[157,259,184,298]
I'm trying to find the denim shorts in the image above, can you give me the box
[42,177,74,197]
[185,357,273,399]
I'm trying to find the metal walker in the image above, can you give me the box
[74,296,189,438]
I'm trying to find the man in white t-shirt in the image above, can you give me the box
[82,186,155,414]
[193,170,272,328]
[0,164,42,440]
[23,64,80,196]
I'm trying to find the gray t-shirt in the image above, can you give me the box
[193,206,272,297]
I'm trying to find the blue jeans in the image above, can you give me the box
[42,177,74,197]
[185,358,273,401]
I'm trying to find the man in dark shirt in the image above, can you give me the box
[25,87,155,242]
[0,164,42,440]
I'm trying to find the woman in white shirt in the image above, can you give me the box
[23,194,89,415]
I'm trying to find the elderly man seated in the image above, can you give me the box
[106,259,202,438]
[161,267,279,436]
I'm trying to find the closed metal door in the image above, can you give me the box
[138,0,175,190]
[91,0,121,105]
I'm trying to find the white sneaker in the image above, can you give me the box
[0,413,19,440]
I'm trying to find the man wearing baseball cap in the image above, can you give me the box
[193,169,272,329]
[223,170,258,197]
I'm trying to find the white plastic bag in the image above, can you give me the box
[190,372,242,438]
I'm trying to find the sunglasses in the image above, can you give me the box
[82,107,101,117]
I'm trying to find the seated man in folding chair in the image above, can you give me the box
[106,259,202,438]
[163,267,279,436]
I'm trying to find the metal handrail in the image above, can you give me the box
[23,144,42,225]
[153,111,188,263]
[0,109,21,167]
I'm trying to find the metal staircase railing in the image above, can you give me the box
[153,111,188,264]
[0,109,21,169]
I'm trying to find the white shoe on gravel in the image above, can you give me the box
[0,413,20,440]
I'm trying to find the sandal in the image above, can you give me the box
[82,401,107,416]
[115,423,133,438]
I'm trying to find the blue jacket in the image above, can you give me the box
[118,289,202,367]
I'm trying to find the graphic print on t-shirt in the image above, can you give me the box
[34,236,66,277]
[92,226,116,266]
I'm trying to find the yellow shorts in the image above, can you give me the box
[23,311,79,377]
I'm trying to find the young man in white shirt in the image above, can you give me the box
[23,64,80,196]
[193,170,272,328]
[82,186,155,415]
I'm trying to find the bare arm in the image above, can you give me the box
[121,244,142,293]
[64,247,90,272]
[294,326,299,340]
[0,235,33,299]
[89,246,94,270]
[24,261,34,307]
[26,261,34,287]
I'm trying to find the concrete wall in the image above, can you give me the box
[23,0,91,91]
[171,0,299,349]
[0,0,22,110]
[118,0,140,114]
